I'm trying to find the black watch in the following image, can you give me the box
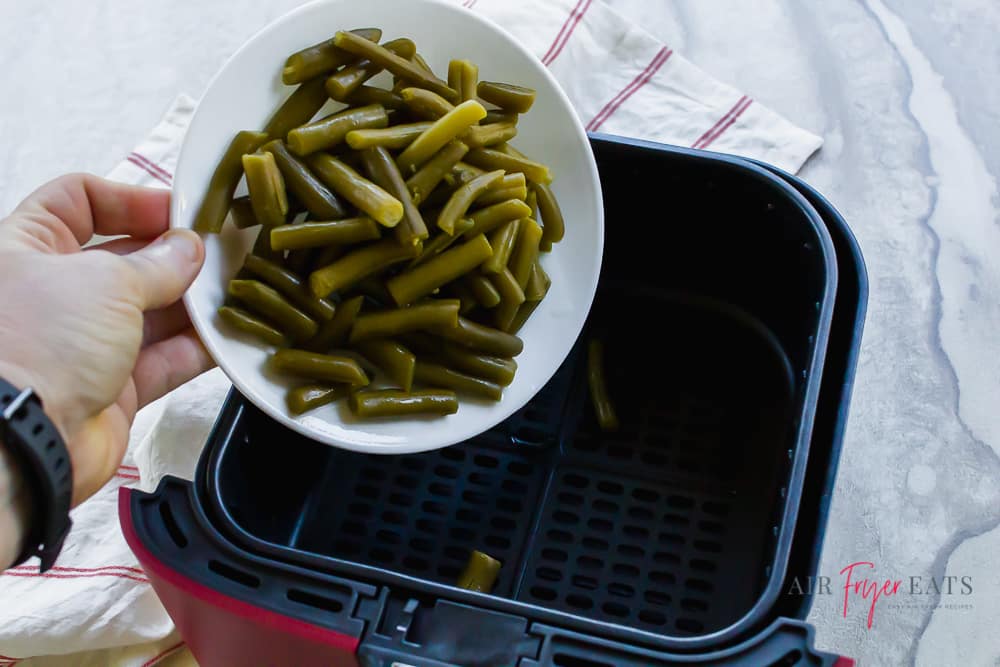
[0,377,73,572]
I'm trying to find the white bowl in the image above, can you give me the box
[173,0,603,454]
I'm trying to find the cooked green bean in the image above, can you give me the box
[475,173,527,207]
[333,31,459,102]
[345,122,433,150]
[349,300,461,342]
[456,550,501,593]
[307,153,403,227]
[325,37,416,100]
[414,361,502,401]
[287,105,389,156]
[359,146,429,246]
[263,78,330,140]
[272,219,379,252]
[464,273,501,308]
[588,339,619,431]
[405,140,469,205]
[525,187,538,220]
[490,266,525,309]
[306,294,364,351]
[349,389,459,418]
[408,218,474,268]
[228,279,318,343]
[482,110,518,125]
[525,260,551,302]
[476,81,536,114]
[230,196,258,229]
[534,182,565,246]
[242,152,289,228]
[281,28,381,85]
[434,315,523,357]
[449,161,486,185]
[243,254,336,322]
[464,198,532,238]
[404,334,517,385]
[387,234,492,306]
[271,349,370,386]
[508,218,542,290]
[437,169,504,234]
[447,59,479,102]
[465,147,553,185]
[481,219,520,274]
[218,305,289,347]
[412,53,436,77]
[508,300,539,335]
[356,339,416,391]
[309,238,421,298]
[397,100,487,174]
[262,140,347,219]
[249,223,282,262]
[400,87,454,120]
[286,384,351,415]
[193,130,269,233]
[345,85,406,110]
[463,122,517,149]
[448,281,479,315]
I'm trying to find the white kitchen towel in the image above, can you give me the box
[0,0,822,663]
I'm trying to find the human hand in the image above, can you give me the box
[0,174,212,517]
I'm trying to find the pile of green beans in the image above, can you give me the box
[192,28,565,419]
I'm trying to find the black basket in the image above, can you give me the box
[193,135,839,652]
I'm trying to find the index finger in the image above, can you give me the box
[10,173,170,251]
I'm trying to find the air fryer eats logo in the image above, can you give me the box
[786,561,973,629]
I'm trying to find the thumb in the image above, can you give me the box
[122,228,205,310]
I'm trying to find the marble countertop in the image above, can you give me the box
[2,1,998,665]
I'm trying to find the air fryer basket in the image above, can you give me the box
[195,137,837,651]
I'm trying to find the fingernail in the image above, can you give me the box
[157,229,201,263]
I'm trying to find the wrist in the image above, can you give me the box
[0,435,33,569]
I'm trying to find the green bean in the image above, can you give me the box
[588,339,619,431]
[249,224,282,262]
[349,389,458,418]
[218,306,289,347]
[270,349,369,386]
[228,280,318,343]
[525,187,538,220]
[456,551,501,593]
[193,130,269,233]
[448,161,486,185]
[463,122,517,149]
[533,182,566,246]
[408,218,474,268]
[263,78,330,140]
[387,234,492,306]
[262,140,347,219]
[243,254,336,322]
[307,153,403,227]
[490,267,526,331]
[333,31,459,102]
[414,361,502,401]
[287,104,388,156]
[525,260,551,302]
[464,273,501,308]
[359,146,429,246]
[356,339,416,391]
[400,87,454,120]
[412,53,437,77]
[474,173,527,207]
[482,110,518,125]
[508,300,540,335]
[433,315,523,357]
[349,300,461,342]
[405,140,469,205]
[309,238,421,298]
[396,100,486,175]
[448,281,479,315]
[464,198,532,238]
[404,334,517,385]
[345,85,406,110]
[481,219,520,274]
[242,152,289,228]
[281,28,382,85]
[345,122,433,150]
[229,196,258,229]
[447,59,479,102]
[286,384,351,415]
[509,218,542,289]
[271,218,380,251]
[325,38,416,100]
[476,81,536,114]
[437,169,504,234]
[306,294,364,351]
[465,147,553,185]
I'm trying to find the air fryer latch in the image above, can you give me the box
[357,590,542,667]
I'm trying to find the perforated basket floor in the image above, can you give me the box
[215,289,796,639]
